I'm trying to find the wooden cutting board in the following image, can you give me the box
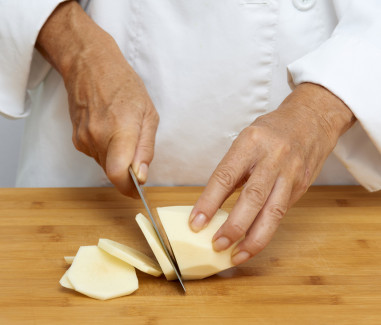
[0,186,381,324]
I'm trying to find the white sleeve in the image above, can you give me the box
[288,0,381,191]
[0,0,67,119]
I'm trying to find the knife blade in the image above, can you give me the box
[129,167,186,292]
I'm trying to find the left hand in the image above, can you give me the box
[189,83,356,265]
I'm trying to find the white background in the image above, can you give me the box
[0,118,25,187]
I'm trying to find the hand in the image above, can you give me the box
[36,1,159,196]
[189,83,355,265]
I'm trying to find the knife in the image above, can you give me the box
[129,167,186,292]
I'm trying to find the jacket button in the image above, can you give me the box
[292,0,316,11]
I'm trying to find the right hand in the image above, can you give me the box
[36,1,159,196]
[65,37,159,196]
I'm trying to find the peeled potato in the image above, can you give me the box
[98,238,162,277]
[67,246,138,300]
[157,206,239,280]
[135,213,176,280]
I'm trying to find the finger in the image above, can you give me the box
[212,159,279,251]
[231,177,292,265]
[189,138,256,233]
[106,130,139,197]
[132,107,159,184]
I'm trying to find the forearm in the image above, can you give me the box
[35,0,114,80]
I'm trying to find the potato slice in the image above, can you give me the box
[98,238,162,277]
[67,246,138,300]
[157,206,239,280]
[59,270,74,289]
[135,213,176,280]
[64,256,75,265]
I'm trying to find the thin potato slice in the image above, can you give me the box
[64,256,75,265]
[59,270,74,289]
[157,206,239,280]
[98,238,162,277]
[67,246,138,300]
[135,213,176,280]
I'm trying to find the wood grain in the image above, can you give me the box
[1,186,381,324]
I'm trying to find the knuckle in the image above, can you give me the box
[242,184,266,207]
[106,166,121,182]
[300,181,309,194]
[271,138,292,160]
[227,221,247,239]
[290,156,304,172]
[76,127,90,147]
[128,97,148,116]
[87,120,102,143]
[110,178,134,197]
[242,126,260,144]
[143,99,160,124]
[253,114,267,124]
[292,167,311,197]
[293,179,309,199]
[280,141,292,156]
[267,203,287,224]
[72,131,89,156]
[298,177,310,195]
[107,174,126,193]
[213,165,237,191]
[117,186,133,197]
[150,109,160,125]
[246,237,267,254]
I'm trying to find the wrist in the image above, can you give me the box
[282,83,356,145]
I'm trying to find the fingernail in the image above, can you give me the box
[190,213,207,232]
[232,250,251,265]
[137,163,148,183]
[213,237,231,251]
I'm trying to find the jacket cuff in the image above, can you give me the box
[0,0,67,119]
[288,34,381,191]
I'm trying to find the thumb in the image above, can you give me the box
[132,109,159,184]
[106,130,138,196]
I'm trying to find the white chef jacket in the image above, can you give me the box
[0,0,381,191]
